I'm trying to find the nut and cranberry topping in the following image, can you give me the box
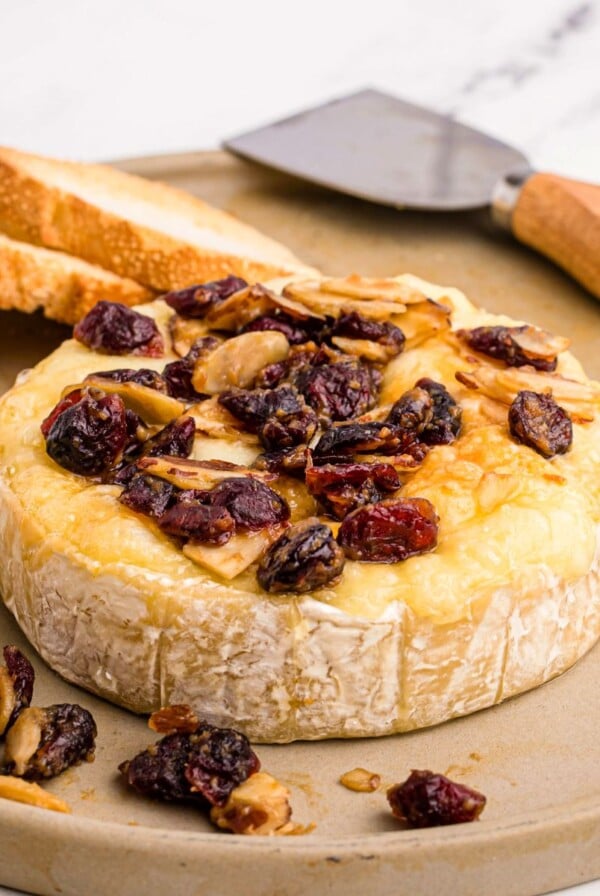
[148,705,200,735]
[0,646,34,737]
[337,497,439,563]
[387,770,486,827]
[458,324,568,372]
[3,704,97,780]
[119,474,177,518]
[163,336,220,401]
[386,386,433,433]
[508,391,573,458]
[192,330,291,395]
[329,311,406,360]
[306,461,401,520]
[119,721,260,807]
[210,772,292,835]
[74,301,164,357]
[294,358,380,423]
[159,498,235,545]
[257,518,345,593]
[85,367,168,392]
[241,312,314,345]
[163,276,248,318]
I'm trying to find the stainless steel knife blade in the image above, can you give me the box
[224,89,531,211]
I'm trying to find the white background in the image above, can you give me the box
[0,1,599,894]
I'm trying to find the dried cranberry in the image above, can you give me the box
[159,498,235,545]
[295,360,379,422]
[386,387,433,433]
[508,391,572,458]
[241,313,311,345]
[210,478,290,530]
[252,445,309,476]
[1,646,35,734]
[337,497,439,562]
[330,312,405,357]
[144,416,196,459]
[4,704,97,781]
[119,474,176,518]
[458,325,557,372]
[259,407,318,450]
[415,378,462,445]
[119,722,260,807]
[387,770,486,827]
[254,343,329,390]
[313,421,405,458]
[163,277,247,318]
[86,368,168,392]
[257,518,345,593]
[184,727,261,806]
[40,389,84,437]
[306,461,401,520]
[73,301,164,357]
[44,391,128,476]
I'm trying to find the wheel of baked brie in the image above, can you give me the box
[0,273,599,742]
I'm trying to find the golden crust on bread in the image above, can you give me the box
[0,147,314,291]
[0,233,152,324]
[0,275,598,741]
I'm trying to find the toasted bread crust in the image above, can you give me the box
[0,234,153,324]
[0,147,311,291]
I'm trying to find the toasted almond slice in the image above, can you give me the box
[321,274,426,304]
[188,397,259,444]
[192,331,290,395]
[331,336,392,363]
[184,527,284,579]
[4,707,44,776]
[62,379,185,425]
[205,283,319,331]
[138,456,274,490]
[510,326,570,360]
[456,365,600,419]
[169,315,212,357]
[0,667,15,736]
[210,772,292,835]
[354,452,424,472]
[0,775,71,813]
[401,300,451,347]
[339,767,381,792]
[283,282,406,319]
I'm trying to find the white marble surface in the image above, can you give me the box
[0,1,599,894]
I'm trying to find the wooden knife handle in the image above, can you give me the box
[511,173,600,298]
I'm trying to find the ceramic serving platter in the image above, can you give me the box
[0,151,598,896]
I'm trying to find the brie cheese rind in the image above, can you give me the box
[0,275,599,743]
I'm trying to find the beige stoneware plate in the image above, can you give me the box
[0,151,599,896]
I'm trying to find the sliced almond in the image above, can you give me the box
[169,315,212,357]
[331,336,393,363]
[4,707,44,776]
[138,456,274,490]
[456,365,600,420]
[192,331,290,395]
[354,452,424,472]
[188,397,259,444]
[339,767,381,793]
[321,274,425,304]
[210,772,292,835]
[0,667,15,736]
[401,300,451,348]
[510,326,570,360]
[283,281,406,320]
[63,379,184,426]
[205,283,318,331]
[0,776,71,813]
[184,527,284,579]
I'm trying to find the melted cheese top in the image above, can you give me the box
[1,276,598,626]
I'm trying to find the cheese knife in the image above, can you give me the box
[224,89,600,298]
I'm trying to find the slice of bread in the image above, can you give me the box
[0,233,153,324]
[0,147,312,291]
